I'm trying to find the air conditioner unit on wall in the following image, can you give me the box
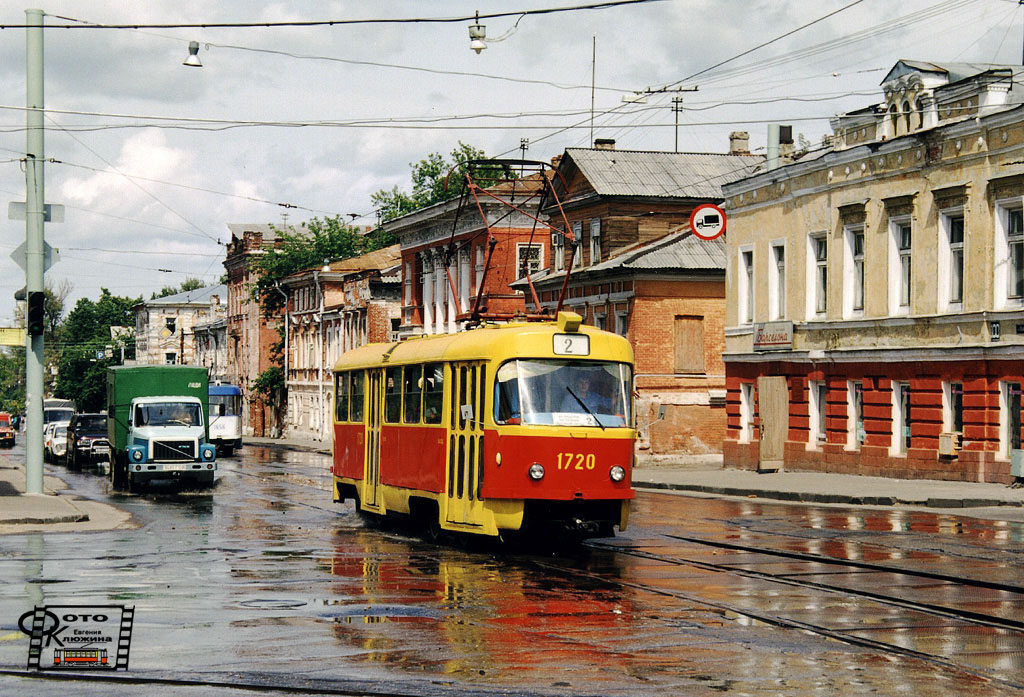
[938,432,961,457]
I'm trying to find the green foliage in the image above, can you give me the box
[249,216,394,316]
[252,366,284,406]
[152,277,206,299]
[55,289,139,412]
[0,348,25,414]
[372,142,496,223]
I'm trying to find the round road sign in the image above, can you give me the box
[690,203,726,240]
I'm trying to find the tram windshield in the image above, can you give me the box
[210,394,241,417]
[494,359,632,428]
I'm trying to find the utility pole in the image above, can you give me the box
[24,8,45,494]
[589,36,596,147]
[672,96,684,152]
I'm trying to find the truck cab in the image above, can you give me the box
[107,365,217,491]
[120,396,216,487]
[0,412,15,448]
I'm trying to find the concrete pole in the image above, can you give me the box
[24,9,45,494]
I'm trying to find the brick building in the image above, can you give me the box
[224,223,296,437]
[525,141,762,455]
[722,60,1024,483]
[383,175,548,336]
[281,245,401,441]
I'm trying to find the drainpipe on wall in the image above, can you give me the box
[274,281,289,438]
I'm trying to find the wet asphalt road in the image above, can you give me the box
[3,444,1024,695]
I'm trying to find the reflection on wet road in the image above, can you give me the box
[1,445,1024,695]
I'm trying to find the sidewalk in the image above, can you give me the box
[0,457,91,525]
[248,436,1024,510]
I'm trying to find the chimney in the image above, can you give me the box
[766,124,792,171]
[594,138,616,150]
[779,125,795,164]
[729,131,750,155]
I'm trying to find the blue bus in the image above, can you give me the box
[208,384,243,456]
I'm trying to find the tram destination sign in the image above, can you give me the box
[753,321,794,352]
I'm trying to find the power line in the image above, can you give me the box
[0,1,665,29]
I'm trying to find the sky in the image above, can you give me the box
[0,0,1019,327]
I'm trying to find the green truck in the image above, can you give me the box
[106,365,218,490]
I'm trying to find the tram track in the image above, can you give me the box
[540,534,1024,690]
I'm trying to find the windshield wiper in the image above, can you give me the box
[565,387,605,431]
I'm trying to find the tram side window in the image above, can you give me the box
[424,363,444,424]
[335,372,350,422]
[404,364,422,423]
[385,367,402,423]
[350,371,365,423]
[494,361,521,424]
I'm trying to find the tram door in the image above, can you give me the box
[363,369,383,511]
[447,362,487,526]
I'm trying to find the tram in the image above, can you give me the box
[331,311,635,539]
[53,648,108,666]
[208,383,243,456]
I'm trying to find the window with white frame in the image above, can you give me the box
[615,312,628,336]
[404,261,413,305]
[571,221,583,269]
[939,210,965,307]
[847,380,864,450]
[739,383,754,443]
[593,312,606,331]
[769,242,785,320]
[739,247,754,324]
[589,219,602,265]
[807,233,827,318]
[552,231,565,272]
[888,218,912,315]
[892,381,910,455]
[996,201,1024,308]
[843,226,865,317]
[1000,381,1022,458]
[475,245,485,294]
[808,380,826,448]
[942,380,963,434]
[517,243,543,278]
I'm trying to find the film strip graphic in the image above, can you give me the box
[23,604,134,671]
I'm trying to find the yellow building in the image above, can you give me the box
[722,61,1024,483]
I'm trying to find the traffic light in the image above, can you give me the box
[27,291,44,336]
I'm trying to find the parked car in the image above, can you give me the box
[67,413,110,470]
[43,421,69,463]
[0,412,15,448]
[51,424,68,464]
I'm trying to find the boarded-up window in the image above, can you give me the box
[674,316,704,373]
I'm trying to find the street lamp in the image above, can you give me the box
[183,40,202,67]
[468,12,486,54]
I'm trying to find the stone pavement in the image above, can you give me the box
[3,437,1024,534]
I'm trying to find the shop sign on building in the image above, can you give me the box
[753,321,793,352]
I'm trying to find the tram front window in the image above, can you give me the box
[210,394,241,417]
[494,359,632,428]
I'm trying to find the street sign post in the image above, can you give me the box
[690,203,727,241]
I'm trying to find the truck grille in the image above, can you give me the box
[153,440,196,461]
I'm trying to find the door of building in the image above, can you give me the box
[757,376,789,472]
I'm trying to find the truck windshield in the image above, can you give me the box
[43,409,74,424]
[494,359,632,428]
[134,403,202,427]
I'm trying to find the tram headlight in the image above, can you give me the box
[609,465,626,482]
[528,463,545,481]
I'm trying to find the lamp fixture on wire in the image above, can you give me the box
[468,12,486,54]
[183,40,202,67]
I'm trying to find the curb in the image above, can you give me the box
[633,481,1022,509]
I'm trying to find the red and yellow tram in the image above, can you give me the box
[331,312,635,539]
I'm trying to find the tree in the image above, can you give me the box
[372,142,499,223]
[249,216,394,316]
[55,289,139,412]
[0,348,25,414]
[152,277,207,299]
